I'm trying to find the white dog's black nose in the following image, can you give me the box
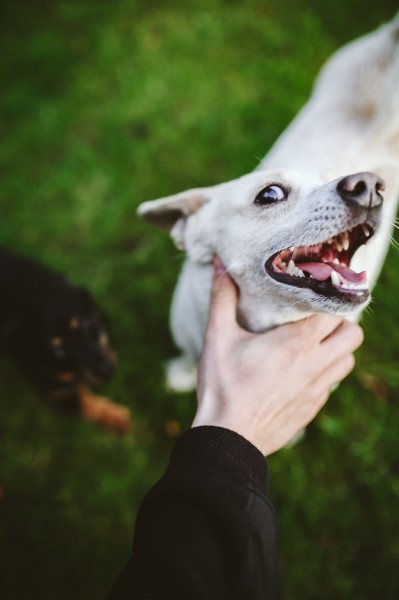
[337,172,385,208]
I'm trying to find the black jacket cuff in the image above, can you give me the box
[167,426,269,492]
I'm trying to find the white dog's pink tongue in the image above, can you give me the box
[299,261,367,285]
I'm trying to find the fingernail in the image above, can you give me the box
[213,256,226,276]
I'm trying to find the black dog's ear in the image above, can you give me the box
[74,286,96,308]
[74,286,109,325]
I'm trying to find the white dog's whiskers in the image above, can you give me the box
[363,301,375,318]
[253,153,265,167]
[389,236,399,252]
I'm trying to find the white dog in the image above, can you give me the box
[138,14,399,392]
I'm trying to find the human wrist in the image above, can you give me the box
[170,426,269,490]
[192,408,263,453]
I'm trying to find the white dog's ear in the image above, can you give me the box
[137,188,210,249]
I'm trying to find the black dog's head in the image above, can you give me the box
[33,285,117,389]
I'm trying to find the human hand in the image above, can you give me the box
[192,258,364,455]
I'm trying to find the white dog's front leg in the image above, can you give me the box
[167,260,212,392]
[166,354,197,392]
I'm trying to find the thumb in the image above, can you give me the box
[206,257,239,334]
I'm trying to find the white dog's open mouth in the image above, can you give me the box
[265,222,374,302]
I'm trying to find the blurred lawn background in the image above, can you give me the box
[1,0,399,598]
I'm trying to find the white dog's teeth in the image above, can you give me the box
[286,261,293,275]
[286,259,305,277]
[330,271,340,286]
[333,258,340,264]
[343,233,350,251]
[340,274,368,291]
[278,262,287,273]
[362,223,370,237]
[340,283,367,290]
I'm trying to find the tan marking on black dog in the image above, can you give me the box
[56,372,76,383]
[78,388,132,434]
[69,318,79,330]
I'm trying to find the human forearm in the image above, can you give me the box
[108,426,277,600]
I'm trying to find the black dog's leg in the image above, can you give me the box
[48,385,132,434]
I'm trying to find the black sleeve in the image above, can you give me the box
[107,426,278,600]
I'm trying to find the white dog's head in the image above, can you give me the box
[138,168,384,331]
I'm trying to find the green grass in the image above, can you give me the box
[0,0,399,598]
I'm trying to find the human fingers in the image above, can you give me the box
[310,353,356,400]
[319,320,363,359]
[297,313,345,343]
[270,355,355,448]
[299,321,362,382]
[270,351,356,437]
[298,355,355,423]
[205,257,240,337]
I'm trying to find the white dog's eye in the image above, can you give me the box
[255,185,287,205]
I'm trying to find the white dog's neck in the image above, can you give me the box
[236,283,313,332]
[173,259,312,344]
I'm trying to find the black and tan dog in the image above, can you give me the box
[0,246,131,433]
